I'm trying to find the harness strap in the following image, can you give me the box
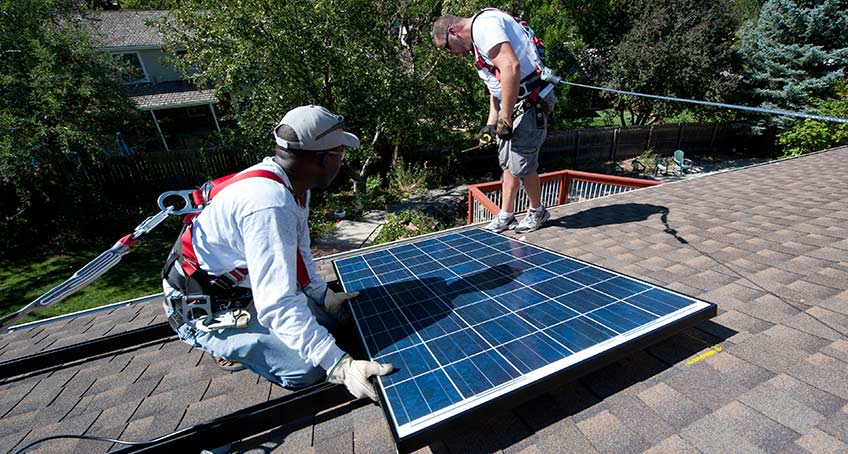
[470,8,548,101]
[179,169,311,290]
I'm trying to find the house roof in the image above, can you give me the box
[1,147,847,453]
[128,80,217,110]
[86,10,169,49]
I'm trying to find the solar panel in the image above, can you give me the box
[333,228,715,449]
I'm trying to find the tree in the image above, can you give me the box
[0,0,144,253]
[777,80,848,156]
[737,0,848,128]
[160,0,483,191]
[572,0,741,126]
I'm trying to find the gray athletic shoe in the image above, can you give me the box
[485,212,516,233]
[515,207,550,233]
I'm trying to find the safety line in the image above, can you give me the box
[561,81,848,124]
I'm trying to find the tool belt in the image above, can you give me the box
[166,288,252,332]
[514,94,552,128]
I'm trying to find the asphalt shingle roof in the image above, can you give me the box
[128,81,216,109]
[86,10,168,49]
[1,147,847,453]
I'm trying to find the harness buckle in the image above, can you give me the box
[195,309,251,333]
[157,190,201,215]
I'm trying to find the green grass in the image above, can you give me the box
[0,230,174,326]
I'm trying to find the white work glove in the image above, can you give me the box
[323,288,359,318]
[327,354,393,401]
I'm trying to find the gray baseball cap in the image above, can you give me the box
[273,105,360,150]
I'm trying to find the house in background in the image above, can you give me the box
[86,9,223,152]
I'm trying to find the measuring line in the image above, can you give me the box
[561,80,848,124]
[686,345,724,365]
[681,332,724,365]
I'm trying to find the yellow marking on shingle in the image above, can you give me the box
[686,345,723,365]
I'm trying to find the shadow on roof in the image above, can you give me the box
[550,203,669,229]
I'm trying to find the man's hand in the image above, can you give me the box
[323,288,359,319]
[477,124,497,149]
[496,117,513,140]
[327,354,393,401]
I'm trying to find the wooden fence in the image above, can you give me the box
[538,123,765,167]
[68,122,766,201]
[70,147,266,201]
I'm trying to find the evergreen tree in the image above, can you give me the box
[737,0,848,126]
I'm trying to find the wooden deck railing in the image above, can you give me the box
[467,170,662,224]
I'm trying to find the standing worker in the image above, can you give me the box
[161,105,392,401]
[433,8,556,233]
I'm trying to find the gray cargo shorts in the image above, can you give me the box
[498,94,555,177]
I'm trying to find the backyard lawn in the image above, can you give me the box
[0,233,171,326]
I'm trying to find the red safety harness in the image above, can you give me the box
[163,169,310,298]
[471,8,549,101]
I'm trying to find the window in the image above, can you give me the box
[112,52,149,84]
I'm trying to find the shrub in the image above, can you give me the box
[636,148,660,171]
[390,159,428,196]
[777,80,848,157]
[371,210,443,245]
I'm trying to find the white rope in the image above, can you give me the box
[559,80,848,124]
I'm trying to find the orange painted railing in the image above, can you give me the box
[467,170,661,224]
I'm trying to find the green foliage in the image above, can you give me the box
[737,0,848,128]
[777,80,848,156]
[0,0,145,254]
[371,210,443,245]
[159,0,481,190]
[636,148,660,171]
[573,0,741,126]
[390,159,429,196]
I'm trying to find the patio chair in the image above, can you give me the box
[631,159,647,176]
[672,149,693,174]
[654,155,671,176]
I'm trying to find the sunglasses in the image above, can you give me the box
[322,147,345,160]
[443,29,452,53]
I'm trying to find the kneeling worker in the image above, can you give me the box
[162,105,392,401]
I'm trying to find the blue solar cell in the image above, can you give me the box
[379,344,440,385]
[450,260,487,276]
[566,266,617,285]
[497,287,548,311]
[438,254,472,267]
[335,227,713,442]
[625,288,693,316]
[587,302,659,334]
[591,276,652,300]
[445,350,520,398]
[545,258,585,275]
[455,299,510,325]
[533,277,582,298]
[427,328,490,364]
[515,267,556,285]
[497,332,572,373]
[517,300,579,329]
[556,287,616,313]
[546,317,617,352]
[476,314,536,345]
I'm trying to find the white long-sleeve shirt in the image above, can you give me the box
[166,156,344,371]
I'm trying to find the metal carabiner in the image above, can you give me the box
[157,190,201,215]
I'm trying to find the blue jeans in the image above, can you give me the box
[169,297,340,388]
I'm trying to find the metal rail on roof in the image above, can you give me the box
[111,382,356,453]
[0,323,174,380]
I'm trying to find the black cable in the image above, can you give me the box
[13,382,342,454]
[12,432,170,454]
